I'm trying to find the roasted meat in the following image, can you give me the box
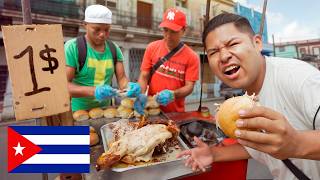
[96,121,179,171]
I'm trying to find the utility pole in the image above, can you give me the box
[198,0,211,112]
[259,0,268,36]
[21,0,32,24]
[272,34,276,56]
[295,42,299,59]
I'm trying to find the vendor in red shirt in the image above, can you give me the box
[134,8,199,113]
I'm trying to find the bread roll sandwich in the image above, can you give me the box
[145,96,159,108]
[121,98,134,109]
[89,107,104,119]
[216,94,256,138]
[134,110,148,118]
[148,108,161,116]
[118,107,133,119]
[72,110,89,121]
[104,107,118,118]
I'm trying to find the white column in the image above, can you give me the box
[121,47,130,78]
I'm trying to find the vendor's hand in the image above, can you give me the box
[94,85,117,101]
[177,137,213,172]
[235,106,300,160]
[156,89,174,106]
[134,94,147,115]
[126,82,141,97]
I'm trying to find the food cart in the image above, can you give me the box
[0,0,248,179]
[73,110,248,180]
[1,97,247,180]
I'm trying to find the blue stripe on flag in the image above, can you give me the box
[10,126,89,135]
[10,164,90,173]
[38,145,90,154]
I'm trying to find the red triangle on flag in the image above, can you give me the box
[7,127,42,172]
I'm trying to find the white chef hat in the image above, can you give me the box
[84,4,112,24]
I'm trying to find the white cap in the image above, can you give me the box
[84,5,112,24]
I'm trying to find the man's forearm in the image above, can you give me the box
[138,72,150,93]
[173,84,194,99]
[118,76,128,90]
[211,144,251,162]
[68,82,95,97]
[295,130,320,160]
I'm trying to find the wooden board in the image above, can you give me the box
[2,24,70,120]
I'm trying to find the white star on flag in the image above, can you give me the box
[13,142,25,156]
[167,11,175,20]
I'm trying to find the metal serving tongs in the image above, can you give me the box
[116,89,128,98]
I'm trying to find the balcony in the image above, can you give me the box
[110,9,201,42]
[0,1,201,42]
[0,0,82,19]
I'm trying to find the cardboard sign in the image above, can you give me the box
[2,24,70,120]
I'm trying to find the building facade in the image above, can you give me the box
[234,2,273,55]
[275,39,320,69]
[0,0,237,114]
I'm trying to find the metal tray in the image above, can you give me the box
[178,119,226,148]
[100,119,190,172]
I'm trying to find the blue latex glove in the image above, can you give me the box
[94,85,117,101]
[126,82,141,97]
[156,89,174,106]
[134,94,147,115]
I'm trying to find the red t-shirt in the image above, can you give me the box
[141,40,199,112]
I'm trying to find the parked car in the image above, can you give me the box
[219,83,244,99]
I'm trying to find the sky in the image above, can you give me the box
[234,0,320,43]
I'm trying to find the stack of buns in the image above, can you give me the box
[117,104,133,119]
[134,109,148,118]
[72,96,161,121]
[145,96,161,116]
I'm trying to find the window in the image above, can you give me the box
[313,47,320,55]
[300,48,306,55]
[176,0,187,8]
[278,46,285,52]
[107,0,117,9]
[96,0,105,5]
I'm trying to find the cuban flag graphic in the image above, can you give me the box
[8,126,90,173]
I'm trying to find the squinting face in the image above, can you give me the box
[163,27,184,49]
[85,23,111,46]
[205,23,264,91]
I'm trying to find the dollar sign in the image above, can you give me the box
[40,44,59,74]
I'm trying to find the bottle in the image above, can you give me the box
[200,107,210,117]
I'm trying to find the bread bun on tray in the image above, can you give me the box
[89,107,104,119]
[104,107,118,118]
[90,132,99,146]
[72,110,89,121]
[89,126,96,133]
[118,107,133,119]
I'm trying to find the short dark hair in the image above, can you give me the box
[202,13,255,48]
